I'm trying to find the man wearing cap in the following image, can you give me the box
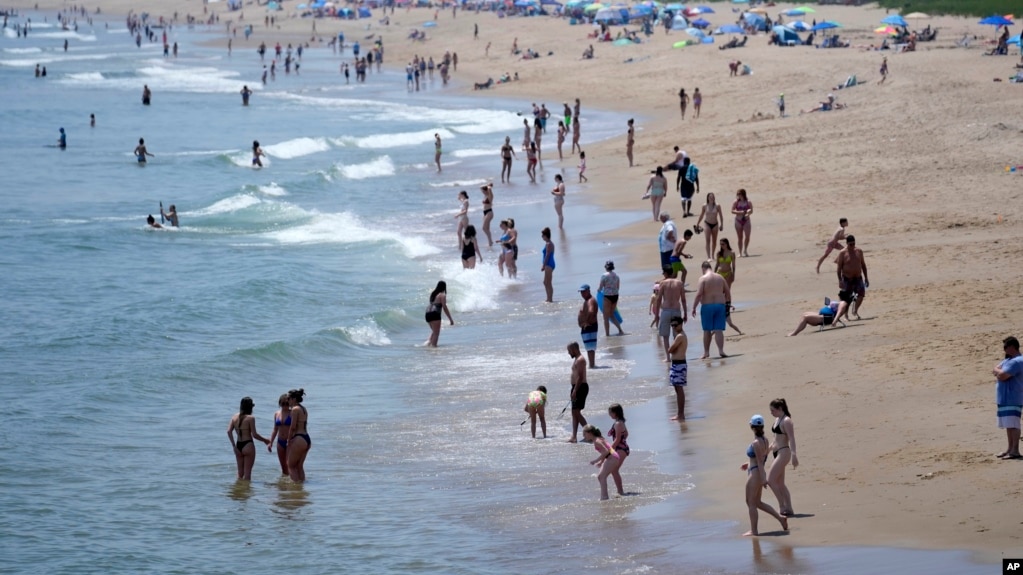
[658,213,677,275]
[578,284,599,368]
[655,266,687,361]
[993,336,1023,459]
[834,234,868,320]
[691,260,730,359]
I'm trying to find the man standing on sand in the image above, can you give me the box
[658,213,677,274]
[655,267,687,360]
[667,316,688,420]
[567,341,589,443]
[578,284,599,369]
[817,217,848,273]
[993,336,1023,459]
[834,234,868,319]
[691,260,730,359]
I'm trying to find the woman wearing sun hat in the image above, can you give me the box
[740,414,788,536]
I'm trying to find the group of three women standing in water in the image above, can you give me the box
[227,388,311,482]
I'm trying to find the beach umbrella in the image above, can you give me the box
[663,3,683,11]
[874,25,898,35]
[594,7,621,20]
[584,3,604,12]
[514,0,534,6]
[1009,33,1021,46]
[747,7,767,14]
[979,15,1013,27]
[690,17,710,28]
[715,23,743,34]
[811,20,840,31]
[781,8,805,17]
[685,27,706,38]
[267,1,280,9]
[612,37,633,45]
[672,40,688,48]
[731,0,748,3]
[696,5,714,13]
[793,6,814,13]
[787,20,811,31]
[881,14,907,27]
[905,12,929,19]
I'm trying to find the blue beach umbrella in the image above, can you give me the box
[881,14,907,27]
[781,8,804,17]
[691,17,710,28]
[267,1,279,9]
[1009,33,1021,45]
[979,15,1013,27]
[664,3,683,11]
[811,20,840,31]
[786,20,810,31]
[695,5,714,13]
[715,23,743,34]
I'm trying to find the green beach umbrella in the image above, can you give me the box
[794,6,814,13]
[584,3,604,13]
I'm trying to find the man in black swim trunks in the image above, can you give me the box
[567,341,589,443]
[835,234,868,320]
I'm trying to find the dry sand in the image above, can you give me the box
[18,0,1023,559]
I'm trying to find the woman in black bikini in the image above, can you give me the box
[695,192,722,260]
[285,388,311,482]
[480,183,494,247]
[227,397,271,481]
[425,281,454,347]
[460,225,481,269]
[267,393,292,475]
[767,398,798,516]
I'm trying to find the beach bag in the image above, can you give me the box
[685,164,699,183]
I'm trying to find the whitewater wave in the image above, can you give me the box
[428,179,489,188]
[262,210,441,258]
[336,319,391,346]
[339,156,394,179]
[263,137,330,159]
[354,128,453,149]
[257,183,288,196]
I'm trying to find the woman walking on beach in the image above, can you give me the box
[582,425,622,500]
[526,142,538,183]
[732,189,753,257]
[500,136,516,183]
[767,398,798,517]
[741,414,788,536]
[434,133,442,172]
[533,117,543,168]
[267,393,292,476]
[522,118,531,152]
[692,88,702,119]
[715,238,743,335]
[460,224,482,269]
[607,404,630,497]
[645,166,668,222]
[598,260,625,337]
[678,87,689,120]
[498,219,518,278]
[541,227,555,302]
[454,190,469,246]
[480,183,494,247]
[285,388,311,482]
[552,174,566,228]
[556,121,566,161]
[695,192,723,260]
[227,397,271,481]
[425,281,454,347]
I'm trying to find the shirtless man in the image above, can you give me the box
[671,229,694,286]
[667,316,688,420]
[134,138,154,164]
[578,284,599,368]
[567,341,589,443]
[500,136,516,183]
[655,267,687,360]
[626,118,635,167]
[816,217,847,273]
[835,234,868,319]
[692,260,730,359]
[160,204,179,227]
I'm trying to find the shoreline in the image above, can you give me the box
[9,0,1023,564]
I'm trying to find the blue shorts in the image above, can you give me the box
[670,361,687,387]
[700,303,726,332]
[581,324,598,351]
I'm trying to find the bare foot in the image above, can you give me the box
[780,517,789,531]
[670,415,685,421]
[742,531,758,537]
[700,354,710,359]
[719,353,729,358]
[567,438,578,443]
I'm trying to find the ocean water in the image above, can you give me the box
[0,14,987,575]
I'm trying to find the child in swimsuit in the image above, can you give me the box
[582,424,622,500]
[523,386,547,438]
[578,151,588,183]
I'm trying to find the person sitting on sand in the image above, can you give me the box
[787,297,847,336]
[582,44,594,59]
[802,94,845,114]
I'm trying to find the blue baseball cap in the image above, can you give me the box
[578,284,591,292]
[750,414,765,427]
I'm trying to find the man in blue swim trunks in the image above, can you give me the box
[578,284,598,368]
[691,260,730,359]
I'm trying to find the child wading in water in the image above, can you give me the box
[582,424,622,500]
[523,386,547,438]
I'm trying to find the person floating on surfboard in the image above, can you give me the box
[134,138,154,164]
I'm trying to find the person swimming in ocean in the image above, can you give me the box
[160,204,179,227]
[57,127,66,149]
[133,138,154,163]
[251,140,265,168]
[146,214,162,229]
[240,85,252,106]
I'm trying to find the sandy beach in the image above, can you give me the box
[15,0,1023,562]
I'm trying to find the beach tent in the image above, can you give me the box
[771,24,800,44]
[731,0,748,3]
[267,1,281,10]
[690,17,710,28]
[881,14,907,27]
[671,14,688,30]
[811,20,840,32]
[786,20,810,31]
[358,6,371,17]
[715,23,743,34]
[594,7,624,22]
[1009,33,1021,46]
[583,3,604,13]
[693,5,714,14]
[685,27,706,38]
[743,12,767,31]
